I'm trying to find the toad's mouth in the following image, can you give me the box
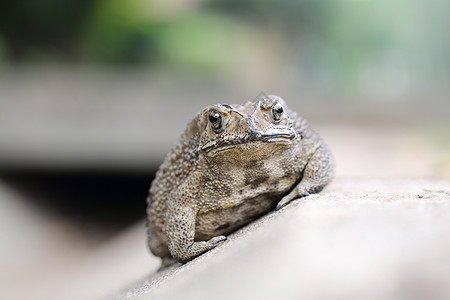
[201,131,296,154]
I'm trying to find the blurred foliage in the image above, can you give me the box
[0,0,448,90]
[82,0,244,69]
[208,0,449,88]
[81,0,158,64]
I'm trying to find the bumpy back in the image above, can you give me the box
[147,114,202,231]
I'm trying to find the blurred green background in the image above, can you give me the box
[0,0,448,97]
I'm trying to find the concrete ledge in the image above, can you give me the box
[116,177,450,300]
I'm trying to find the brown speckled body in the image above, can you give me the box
[146,95,333,264]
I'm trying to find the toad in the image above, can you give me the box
[146,94,333,264]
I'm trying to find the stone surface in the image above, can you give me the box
[117,177,450,300]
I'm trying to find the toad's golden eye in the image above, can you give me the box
[271,102,284,121]
[208,110,222,130]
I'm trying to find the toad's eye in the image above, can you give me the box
[208,110,222,130]
[271,102,284,121]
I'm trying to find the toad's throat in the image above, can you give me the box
[201,132,296,153]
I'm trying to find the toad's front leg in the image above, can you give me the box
[276,143,333,210]
[165,201,226,263]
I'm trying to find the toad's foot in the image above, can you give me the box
[276,188,309,210]
[175,235,227,263]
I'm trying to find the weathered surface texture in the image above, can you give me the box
[122,177,450,300]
